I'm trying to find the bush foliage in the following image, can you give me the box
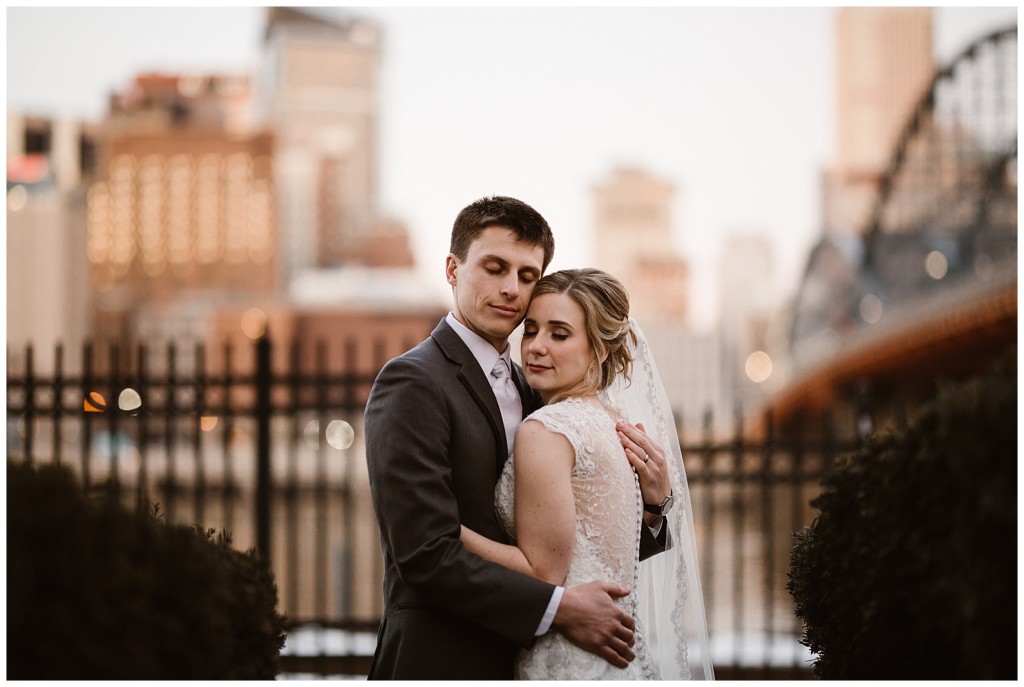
[788,351,1016,680]
[7,460,287,679]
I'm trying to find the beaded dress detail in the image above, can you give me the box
[495,396,658,680]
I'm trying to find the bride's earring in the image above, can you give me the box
[586,360,600,388]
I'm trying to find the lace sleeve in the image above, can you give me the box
[523,402,598,477]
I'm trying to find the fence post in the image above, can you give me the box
[23,343,35,466]
[255,333,272,562]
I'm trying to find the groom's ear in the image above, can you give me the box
[445,254,459,286]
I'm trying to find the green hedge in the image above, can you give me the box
[788,350,1016,679]
[7,460,287,679]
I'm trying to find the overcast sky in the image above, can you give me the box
[6,4,1018,329]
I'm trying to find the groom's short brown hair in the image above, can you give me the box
[450,196,555,271]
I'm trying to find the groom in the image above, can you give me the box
[364,196,672,679]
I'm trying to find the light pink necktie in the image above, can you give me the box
[490,357,521,456]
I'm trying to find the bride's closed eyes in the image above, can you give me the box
[522,320,573,341]
[522,329,570,342]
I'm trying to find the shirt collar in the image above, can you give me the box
[446,312,510,377]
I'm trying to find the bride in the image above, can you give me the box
[460,268,713,680]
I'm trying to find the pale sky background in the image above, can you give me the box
[5,4,1018,330]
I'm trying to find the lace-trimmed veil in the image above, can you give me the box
[600,318,714,680]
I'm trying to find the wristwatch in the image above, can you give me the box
[643,491,674,516]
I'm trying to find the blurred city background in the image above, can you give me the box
[6,5,1017,679]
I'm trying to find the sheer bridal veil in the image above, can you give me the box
[600,319,714,680]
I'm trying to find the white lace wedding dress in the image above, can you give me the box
[495,396,659,680]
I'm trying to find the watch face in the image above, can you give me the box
[662,494,674,513]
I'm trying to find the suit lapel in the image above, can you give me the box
[431,320,507,469]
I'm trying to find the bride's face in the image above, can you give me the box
[521,292,596,403]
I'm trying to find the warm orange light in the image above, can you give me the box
[241,307,267,339]
[200,416,219,432]
[84,391,107,412]
[745,351,773,384]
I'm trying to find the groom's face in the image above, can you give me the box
[446,226,545,353]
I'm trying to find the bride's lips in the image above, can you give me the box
[526,363,551,373]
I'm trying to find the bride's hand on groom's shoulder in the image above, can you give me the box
[553,581,636,668]
[617,421,671,510]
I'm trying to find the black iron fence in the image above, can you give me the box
[7,338,861,679]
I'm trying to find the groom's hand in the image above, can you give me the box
[552,581,635,668]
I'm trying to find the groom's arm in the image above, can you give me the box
[639,516,670,560]
[365,355,554,648]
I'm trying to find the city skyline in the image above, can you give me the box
[6,5,1017,329]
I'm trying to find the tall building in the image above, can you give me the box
[257,7,383,277]
[86,73,278,344]
[642,323,731,436]
[823,7,934,234]
[591,166,689,324]
[7,114,96,372]
[587,166,733,433]
[7,113,97,193]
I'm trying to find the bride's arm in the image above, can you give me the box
[459,526,535,577]
[460,419,575,585]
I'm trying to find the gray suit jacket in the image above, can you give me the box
[364,318,554,679]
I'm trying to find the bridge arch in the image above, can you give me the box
[775,26,1017,432]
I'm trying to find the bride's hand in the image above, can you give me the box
[617,421,671,512]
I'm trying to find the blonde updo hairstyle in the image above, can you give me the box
[530,268,638,402]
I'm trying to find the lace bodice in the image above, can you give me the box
[495,397,658,680]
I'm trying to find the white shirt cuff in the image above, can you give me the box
[648,515,664,537]
[535,586,564,636]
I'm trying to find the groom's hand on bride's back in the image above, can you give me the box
[552,581,636,668]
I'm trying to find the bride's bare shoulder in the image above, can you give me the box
[514,420,575,475]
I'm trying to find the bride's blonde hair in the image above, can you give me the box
[530,268,638,402]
